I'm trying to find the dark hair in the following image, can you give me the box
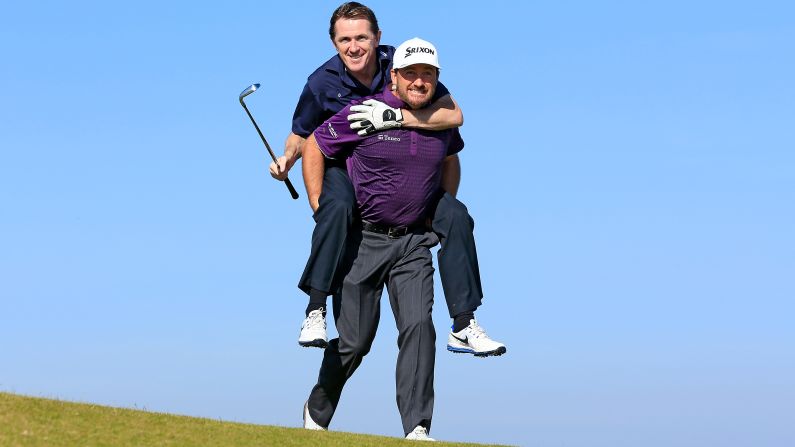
[329,2,380,39]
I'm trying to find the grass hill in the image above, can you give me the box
[0,392,509,446]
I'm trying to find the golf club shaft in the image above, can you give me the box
[240,101,299,200]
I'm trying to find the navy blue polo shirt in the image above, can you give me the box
[291,44,451,138]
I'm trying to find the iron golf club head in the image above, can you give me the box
[239,83,260,104]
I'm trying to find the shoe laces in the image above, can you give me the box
[466,319,488,339]
[305,308,326,329]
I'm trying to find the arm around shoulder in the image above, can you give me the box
[401,94,463,130]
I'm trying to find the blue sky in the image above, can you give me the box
[1,1,793,446]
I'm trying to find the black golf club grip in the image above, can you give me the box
[285,178,299,199]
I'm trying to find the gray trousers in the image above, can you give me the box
[307,229,439,436]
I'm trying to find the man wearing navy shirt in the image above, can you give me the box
[270,2,503,358]
[302,37,473,440]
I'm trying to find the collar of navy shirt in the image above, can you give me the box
[325,45,395,94]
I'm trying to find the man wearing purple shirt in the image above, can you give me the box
[300,38,501,441]
[315,88,463,228]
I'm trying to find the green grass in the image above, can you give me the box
[0,392,509,446]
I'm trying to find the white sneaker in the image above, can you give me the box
[447,319,506,357]
[303,401,327,431]
[405,425,435,441]
[298,308,328,348]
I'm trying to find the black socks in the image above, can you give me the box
[452,310,475,333]
[308,290,475,331]
[306,289,328,317]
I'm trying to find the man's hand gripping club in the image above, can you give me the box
[270,133,304,181]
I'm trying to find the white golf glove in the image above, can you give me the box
[347,99,403,136]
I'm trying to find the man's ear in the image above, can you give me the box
[390,69,397,87]
[374,29,382,46]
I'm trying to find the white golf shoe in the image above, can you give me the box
[303,401,327,431]
[298,308,328,348]
[405,425,435,441]
[447,319,507,357]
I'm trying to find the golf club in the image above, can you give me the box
[239,83,299,200]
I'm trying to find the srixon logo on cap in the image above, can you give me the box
[404,46,435,58]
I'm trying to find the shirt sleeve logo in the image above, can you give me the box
[327,123,338,139]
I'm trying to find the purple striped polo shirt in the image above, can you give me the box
[314,87,463,227]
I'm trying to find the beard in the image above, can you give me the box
[396,82,436,110]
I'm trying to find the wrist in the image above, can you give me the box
[285,148,300,163]
[395,109,418,127]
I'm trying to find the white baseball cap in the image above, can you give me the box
[393,37,441,70]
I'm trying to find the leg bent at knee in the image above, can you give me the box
[432,193,474,234]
